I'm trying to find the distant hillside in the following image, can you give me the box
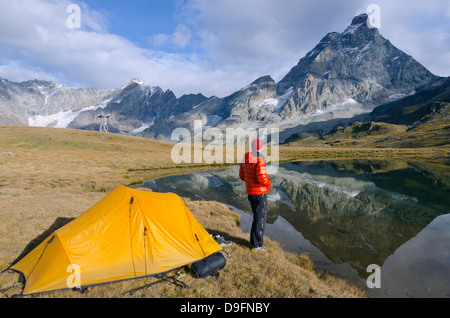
[371,77,450,125]
[284,115,449,148]
[283,77,450,148]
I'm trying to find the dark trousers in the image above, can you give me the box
[248,193,268,248]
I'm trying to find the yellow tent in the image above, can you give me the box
[10,186,222,295]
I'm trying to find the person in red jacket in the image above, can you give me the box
[239,138,271,252]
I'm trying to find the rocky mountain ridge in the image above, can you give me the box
[0,13,446,143]
[0,78,119,127]
[140,13,442,142]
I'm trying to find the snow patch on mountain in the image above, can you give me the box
[28,99,111,128]
[258,86,293,110]
[129,120,154,135]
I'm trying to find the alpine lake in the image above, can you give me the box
[143,159,450,298]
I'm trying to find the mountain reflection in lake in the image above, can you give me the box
[143,160,450,298]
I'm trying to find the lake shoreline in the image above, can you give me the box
[1,127,448,298]
[144,159,450,298]
[1,127,368,298]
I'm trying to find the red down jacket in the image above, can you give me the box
[239,151,271,196]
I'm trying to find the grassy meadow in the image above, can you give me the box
[1,125,448,298]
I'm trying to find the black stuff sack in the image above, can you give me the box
[190,252,227,279]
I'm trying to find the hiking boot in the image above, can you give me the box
[251,246,269,252]
[211,234,233,248]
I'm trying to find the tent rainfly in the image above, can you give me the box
[10,186,222,295]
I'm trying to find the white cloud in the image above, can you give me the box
[151,24,192,49]
[0,0,448,98]
[0,63,59,83]
[367,0,450,77]
[180,0,450,81]
[0,0,212,95]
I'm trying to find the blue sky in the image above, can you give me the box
[84,0,181,49]
[0,0,448,97]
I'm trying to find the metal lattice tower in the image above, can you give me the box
[98,115,110,133]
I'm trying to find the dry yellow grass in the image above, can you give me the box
[285,117,450,148]
[0,126,375,298]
